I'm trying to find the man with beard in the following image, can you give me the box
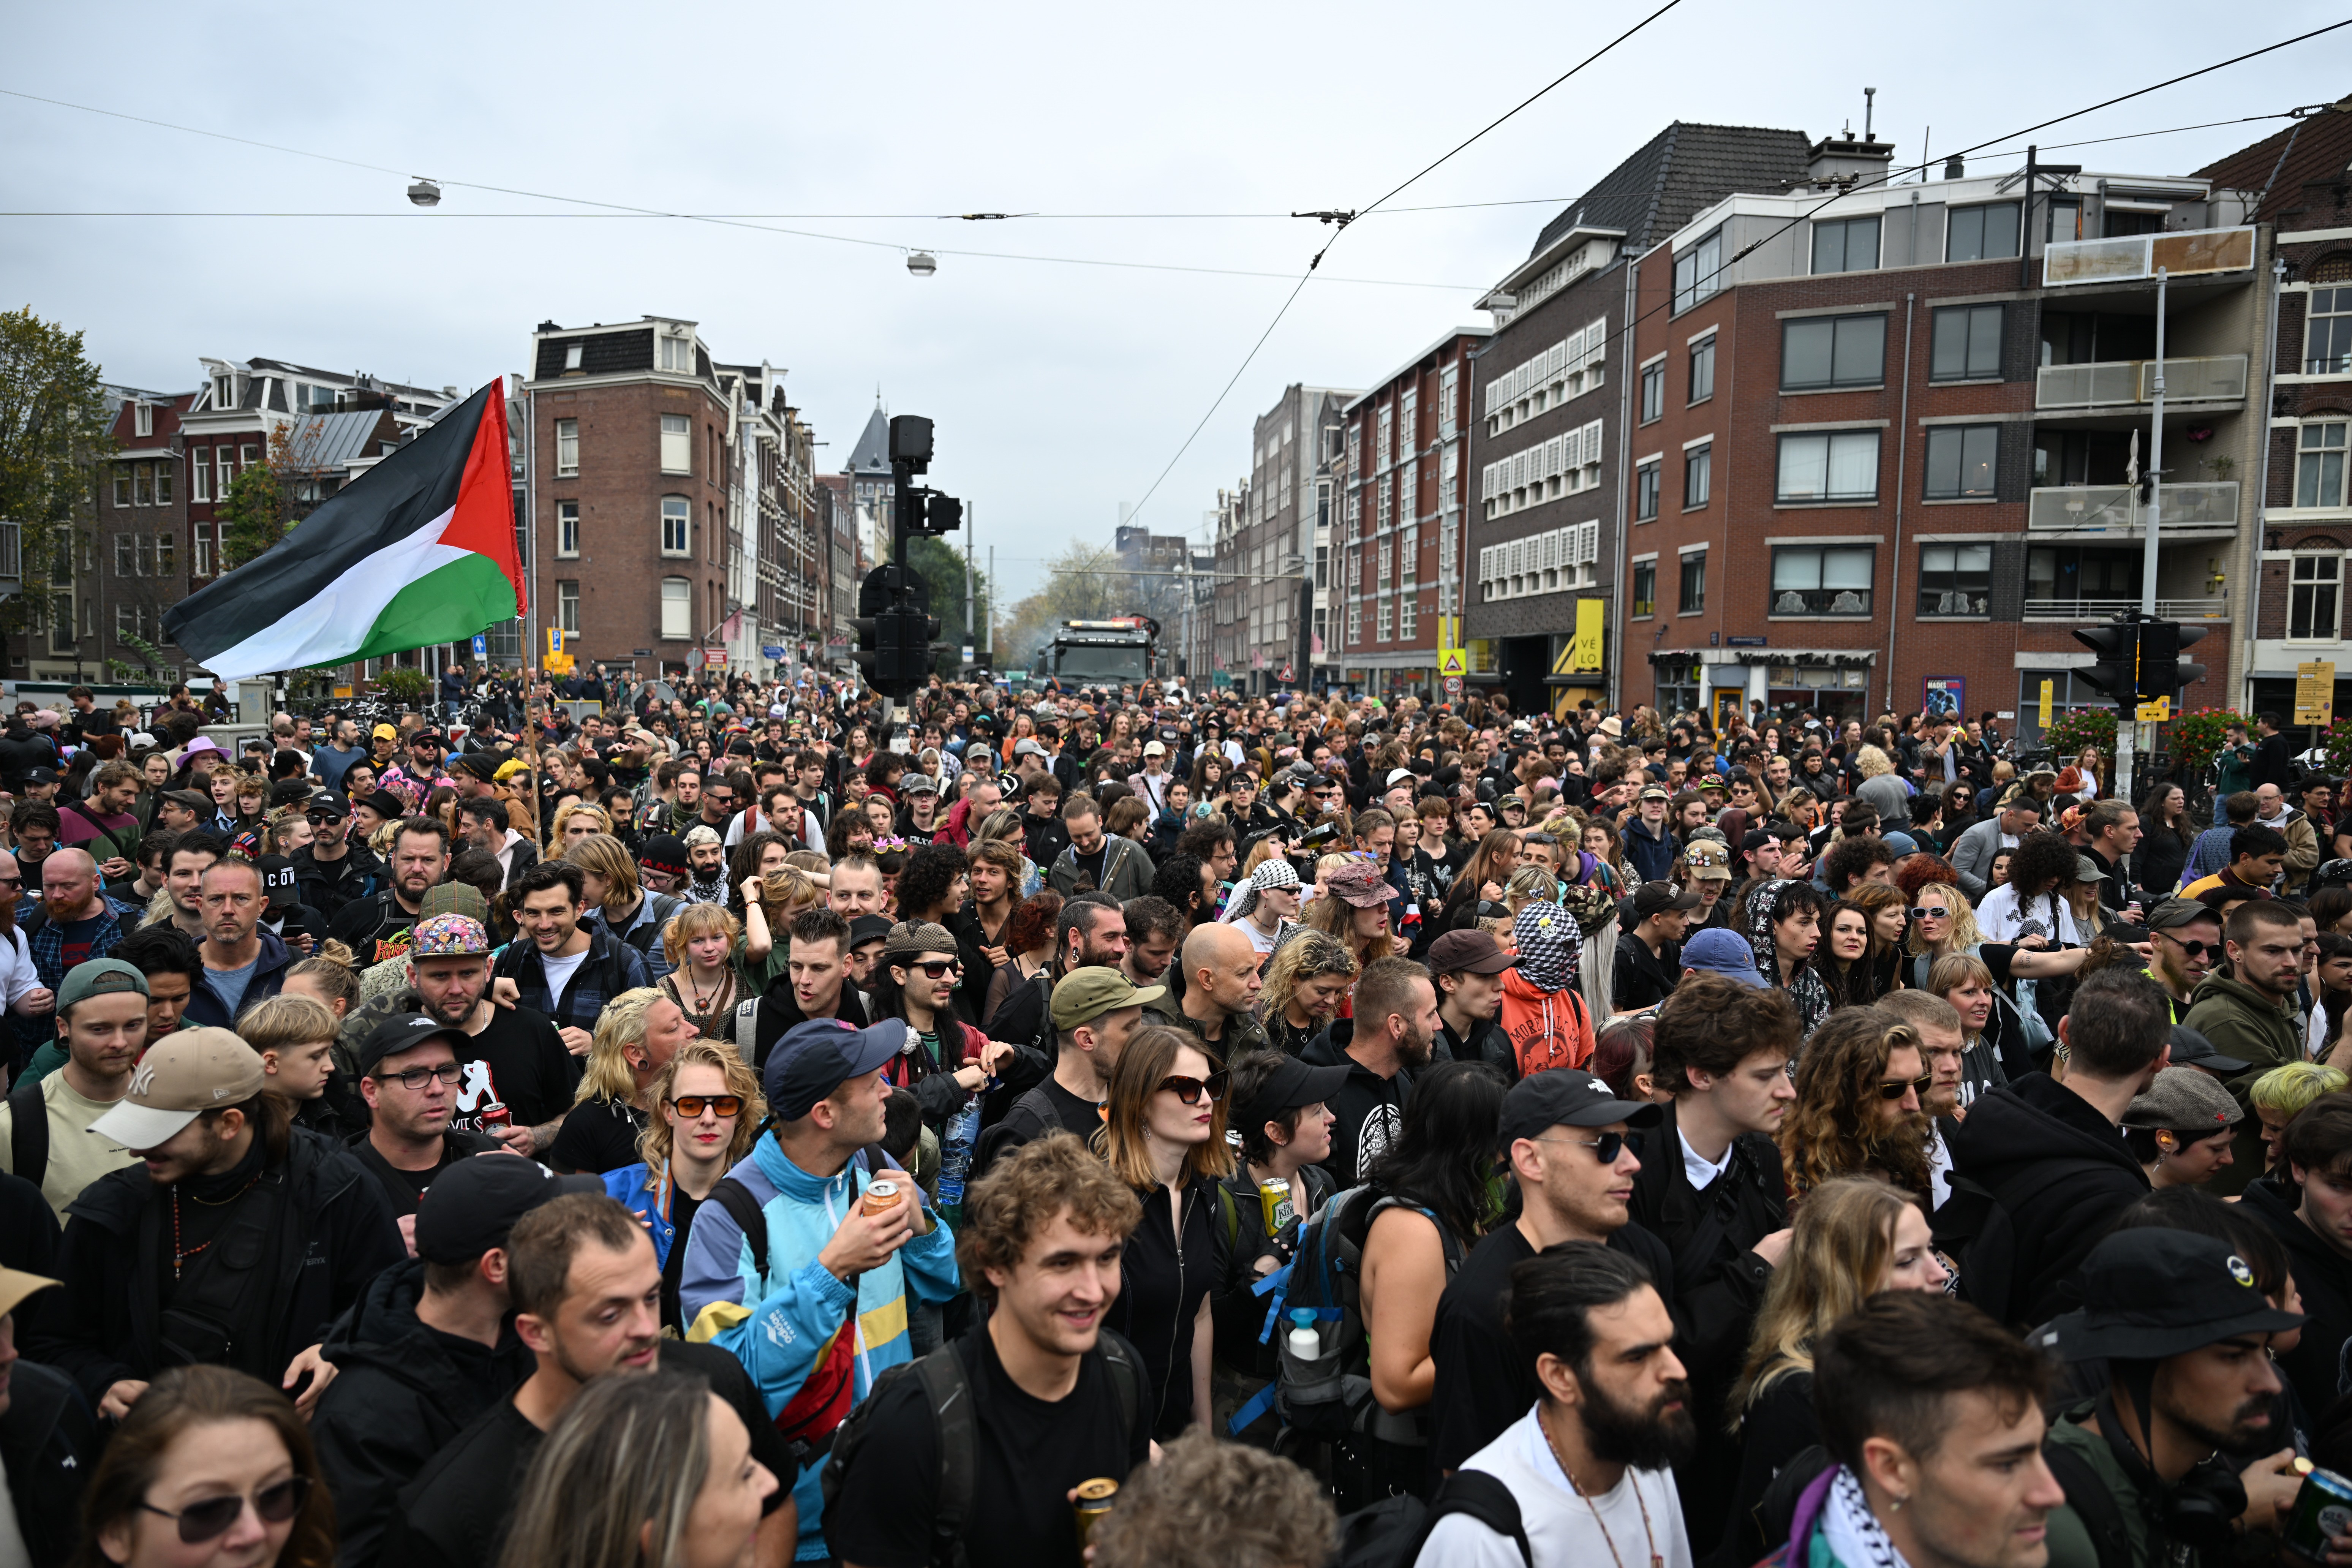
[1879,989,1970,1208]
[986,892,1127,1056]
[678,824,729,906]
[1416,1244,1696,1567]
[748,908,868,1067]
[290,793,383,918]
[2036,1228,2308,1568]
[1951,969,2169,1323]
[2144,899,2225,1023]
[408,914,579,1154]
[328,817,452,969]
[1302,956,1438,1189]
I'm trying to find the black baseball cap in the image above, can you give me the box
[255,854,299,914]
[2166,1024,2249,1076]
[765,1018,905,1121]
[1633,882,1701,920]
[2038,1229,2301,1362]
[413,1155,602,1265]
[356,1012,466,1079]
[847,915,894,948]
[1498,1070,1662,1144]
[306,793,349,822]
[1234,1059,1352,1137]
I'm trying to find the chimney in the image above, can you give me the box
[1805,131,1895,189]
[1944,154,1966,181]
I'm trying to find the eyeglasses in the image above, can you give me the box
[140,1476,311,1544]
[1876,1073,1933,1101]
[906,958,961,979]
[2156,933,2221,959]
[1157,1070,1231,1105]
[380,1062,463,1091]
[668,1094,744,1118]
[1535,1132,1627,1163]
[1907,906,1954,922]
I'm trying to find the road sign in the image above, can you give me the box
[471,634,488,659]
[2038,679,2055,730]
[702,649,729,670]
[1443,676,1463,695]
[2297,661,2338,726]
[1277,663,1295,684]
[544,652,574,677]
[2135,696,2172,722]
[761,645,785,660]
[1437,647,1467,678]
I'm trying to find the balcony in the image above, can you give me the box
[2023,597,2229,620]
[2026,481,2238,533]
[2035,354,2247,409]
[2043,226,2257,288]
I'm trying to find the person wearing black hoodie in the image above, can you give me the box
[1948,967,2170,1323]
[1300,956,1437,1190]
[2241,1095,2352,1421]
[0,1267,99,1568]
[311,1156,596,1568]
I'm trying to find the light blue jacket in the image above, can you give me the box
[678,1133,958,1562]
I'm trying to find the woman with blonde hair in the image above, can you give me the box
[1300,860,1398,975]
[1721,1176,1948,1551]
[1257,930,1359,1056]
[261,804,314,859]
[602,1038,764,1333]
[549,800,615,850]
[551,986,699,1176]
[658,903,744,1041]
[1095,1023,1233,1438]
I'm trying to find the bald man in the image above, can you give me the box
[1143,921,1270,1055]
[34,847,136,996]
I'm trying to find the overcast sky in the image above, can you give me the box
[3,2,2341,604]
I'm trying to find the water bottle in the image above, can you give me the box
[1287,1308,1321,1363]
[936,1098,981,1208]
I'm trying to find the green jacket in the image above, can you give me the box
[1140,995,1270,1062]
[2042,1407,2154,1568]
[2188,970,2304,1195]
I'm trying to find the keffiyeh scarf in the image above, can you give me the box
[1511,901,1580,993]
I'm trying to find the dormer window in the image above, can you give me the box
[563,343,584,372]
[660,336,695,373]
[213,375,234,408]
[133,403,153,438]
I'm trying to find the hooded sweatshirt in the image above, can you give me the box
[677,1131,959,1562]
[1947,1072,2148,1323]
[2240,1176,2352,1419]
[1299,1019,1414,1190]
[1743,880,1832,1037]
[310,1258,533,1568]
[1498,900,1595,1077]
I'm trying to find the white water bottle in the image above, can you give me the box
[1287,1308,1321,1362]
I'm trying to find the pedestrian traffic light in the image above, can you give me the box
[850,609,905,691]
[2137,620,2209,701]
[2072,621,2140,710]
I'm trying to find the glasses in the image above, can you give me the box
[1157,1070,1231,1105]
[1907,906,1954,921]
[1536,1132,1627,1163]
[1876,1073,1933,1101]
[668,1094,744,1118]
[141,1476,311,1544]
[2157,933,2221,959]
[906,958,961,979]
[381,1062,463,1091]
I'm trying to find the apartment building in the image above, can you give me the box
[1330,329,1486,699]
[2198,112,2352,720]
[1215,384,1356,694]
[1624,133,2263,740]
[1463,122,1813,715]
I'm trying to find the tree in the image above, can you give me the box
[0,307,112,634]
[999,541,1148,669]
[904,533,993,677]
[216,419,337,569]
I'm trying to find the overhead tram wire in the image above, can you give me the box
[1118,0,1691,528]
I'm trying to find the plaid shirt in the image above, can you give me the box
[491,924,650,1036]
[25,898,137,988]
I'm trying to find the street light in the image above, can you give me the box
[905,251,937,278]
[407,178,443,207]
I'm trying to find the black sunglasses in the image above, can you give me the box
[141,1476,311,1544]
[906,958,961,979]
[1157,1070,1231,1105]
[669,1094,744,1118]
[2159,935,2222,959]
[1539,1131,1627,1163]
[1876,1073,1933,1101]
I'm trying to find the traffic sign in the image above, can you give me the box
[2297,661,2337,726]
[2135,697,2171,722]
[471,634,488,659]
[1277,663,1295,684]
[1437,648,1468,677]
[1443,676,1463,695]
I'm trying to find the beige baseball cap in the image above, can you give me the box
[88,1027,268,1152]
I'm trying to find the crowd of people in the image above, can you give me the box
[0,670,2347,1568]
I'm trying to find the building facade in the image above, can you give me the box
[1462,122,1813,717]
[1623,135,2263,740]
[1215,384,1355,695]
[1331,330,1486,700]
[2197,113,2352,721]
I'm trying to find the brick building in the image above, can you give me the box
[2197,112,2352,721]
[1462,122,1812,716]
[817,474,858,667]
[1331,329,1486,699]
[75,386,194,684]
[1622,134,2264,740]
[1214,384,1355,695]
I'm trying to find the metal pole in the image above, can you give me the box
[986,544,994,661]
[964,504,975,666]
[2143,268,2167,618]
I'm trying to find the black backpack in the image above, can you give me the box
[7,1078,46,1192]
[1333,1469,1530,1568]
[819,1334,1143,1568]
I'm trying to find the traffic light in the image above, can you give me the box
[2072,621,2140,710]
[922,492,963,535]
[850,609,905,690]
[2137,620,2209,701]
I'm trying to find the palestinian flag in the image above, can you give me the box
[166,380,524,681]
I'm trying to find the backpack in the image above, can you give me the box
[6,1078,45,1192]
[1333,1469,1530,1568]
[818,1333,1143,1568]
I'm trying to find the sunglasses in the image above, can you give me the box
[141,1476,311,1544]
[906,958,961,979]
[1907,906,1954,921]
[1536,1131,1627,1163]
[1876,1073,1933,1101]
[668,1094,744,1118]
[1157,1070,1231,1105]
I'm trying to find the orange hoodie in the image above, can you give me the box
[1498,968,1595,1078]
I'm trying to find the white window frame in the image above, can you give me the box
[556,500,580,557]
[2298,422,2349,509]
[133,402,153,438]
[661,497,691,556]
[154,463,172,506]
[555,419,579,477]
[660,414,692,475]
[557,580,582,635]
[111,469,130,508]
[2290,553,2343,641]
[659,576,691,639]
[191,448,210,503]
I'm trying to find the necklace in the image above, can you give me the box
[1535,1404,1663,1568]
[686,969,729,1013]
[170,1173,262,1280]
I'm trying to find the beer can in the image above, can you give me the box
[860,1180,902,1218]
[2284,1467,2352,1567]
[1259,1178,1294,1235]
[1072,1477,1117,1547]
[478,1101,511,1130]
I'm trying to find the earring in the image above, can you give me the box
[1889,1494,1908,1513]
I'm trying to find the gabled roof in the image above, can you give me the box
[845,406,891,476]
[2195,100,2352,229]
[281,409,398,473]
[1527,121,1814,261]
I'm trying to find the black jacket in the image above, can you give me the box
[1628,1106,1784,1557]
[1613,929,1682,1013]
[0,1359,98,1568]
[291,842,386,920]
[1947,1073,2149,1324]
[310,1258,534,1568]
[2240,1176,2352,1420]
[36,1127,406,1404]
[1299,1020,1414,1190]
